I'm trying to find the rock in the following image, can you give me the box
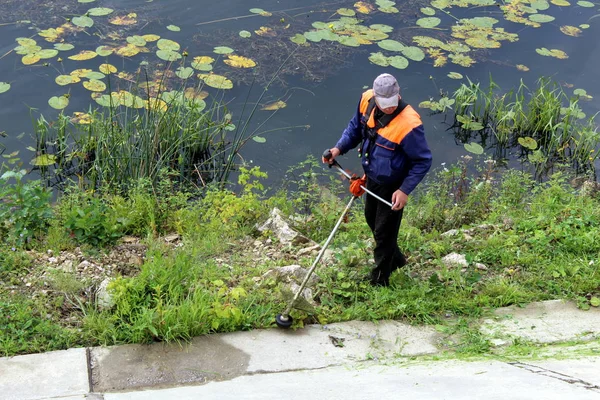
[164,234,180,243]
[257,208,309,246]
[122,236,138,243]
[262,265,320,287]
[441,229,460,237]
[475,263,488,271]
[297,244,321,258]
[442,253,468,268]
[58,259,75,273]
[96,278,115,310]
[581,180,600,197]
[48,257,58,264]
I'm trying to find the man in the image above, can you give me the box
[323,73,432,287]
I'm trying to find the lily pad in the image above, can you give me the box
[72,16,94,28]
[421,7,436,15]
[199,73,233,89]
[290,33,307,45]
[176,66,194,79]
[378,39,405,52]
[85,71,106,80]
[116,44,141,57]
[37,49,59,59]
[167,25,181,32]
[83,79,106,92]
[368,52,390,67]
[550,0,570,5]
[96,46,114,56]
[239,30,252,38]
[388,55,409,69]
[261,100,287,110]
[55,43,74,51]
[224,55,257,68]
[127,36,147,46]
[339,36,361,47]
[528,14,555,23]
[464,142,484,155]
[68,50,98,61]
[337,8,356,16]
[48,95,69,110]
[157,39,180,51]
[402,46,426,61]
[31,154,56,166]
[369,24,394,33]
[516,64,530,71]
[253,136,267,143]
[518,137,538,150]
[142,34,161,42]
[213,46,234,54]
[22,54,40,65]
[0,82,10,93]
[560,25,582,36]
[99,64,117,74]
[416,17,441,28]
[577,0,594,6]
[88,7,114,16]
[55,75,77,85]
[156,50,182,61]
[448,72,463,79]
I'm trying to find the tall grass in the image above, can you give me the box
[450,76,600,178]
[32,54,299,195]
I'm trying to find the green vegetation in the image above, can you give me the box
[421,77,600,177]
[1,153,599,357]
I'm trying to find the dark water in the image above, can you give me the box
[0,0,599,185]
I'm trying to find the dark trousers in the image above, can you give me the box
[364,178,406,284]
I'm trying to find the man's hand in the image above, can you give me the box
[391,189,408,211]
[322,147,341,164]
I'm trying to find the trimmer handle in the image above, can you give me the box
[322,149,340,168]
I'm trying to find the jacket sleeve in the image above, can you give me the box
[398,125,432,195]
[334,97,363,154]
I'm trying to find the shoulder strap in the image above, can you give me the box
[366,97,409,130]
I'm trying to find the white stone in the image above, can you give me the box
[442,253,468,268]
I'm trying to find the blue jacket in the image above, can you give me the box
[335,90,432,195]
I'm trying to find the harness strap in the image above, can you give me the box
[361,97,409,160]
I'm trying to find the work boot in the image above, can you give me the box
[391,253,407,273]
[369,268,389,287]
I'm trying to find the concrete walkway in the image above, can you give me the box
[1,300,600,400]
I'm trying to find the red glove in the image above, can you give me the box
[349,174,366,197]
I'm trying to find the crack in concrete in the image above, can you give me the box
[507,361,600,393]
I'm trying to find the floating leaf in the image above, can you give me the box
[193,56,215,64]
[198,73,233,89]
[354,1,375,14]
[369,24,394,33]
[157,39,180,51]
[99,64,117,74]
[72,16,94,28]
[516,64,529,72]
[464,142,484,155]
[127,35,147,46]
[239,30,251,38]
[48,95,69,110]
[261,100,287,110]
[142,34,161,42]
[550,0,570,5]
[55,75,78,85]
[528,14,555,23]
[416,17,441,28]
[96,45,114,56]
[16,37,37,47]
[290,33,307,45]
[68,50,98,61]
[37,49,59,59]
[255,26,276,37]
[224,55,256,68]
[530,0,551,9]
[110,14,137,26]
[402,46,426,61]
[15,45,41,55]
[156,50,182,61]
[421,7,436,15]
[574,88,593,99]
[31,154,56,166]
[176,66,194,79]
[368,52,389,67]
[88,7,114,16]
[252,136,267,143]
[22,54,40,65]
[214,46,234,54]
[378,39,405,52]
[71,69,92,78]
[83,79,107,92]
[388,55,409,69]
[447,72,463,79]
[536,47,568,59]
[167,25,181,32]
[145,98,168,112]
[0,82,10,93]
[249,8,272,16]
[518,137,538,150]
[116,44,141,57]
[54,43,74,51]
[465,37,501,49]
[580,24,590,29]
[71,112,93,124]
[577,0,594,6]
[560,25,582,36]
[337,8,356,16]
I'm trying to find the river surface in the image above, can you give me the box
[0,0,599,185]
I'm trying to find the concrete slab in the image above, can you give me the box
[533,358,600,387]
[480,300,600,344]
[0,348,89,400]
[103,359,600,400]
[91,320,441,393]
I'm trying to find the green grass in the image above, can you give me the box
[1,157,600,357]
